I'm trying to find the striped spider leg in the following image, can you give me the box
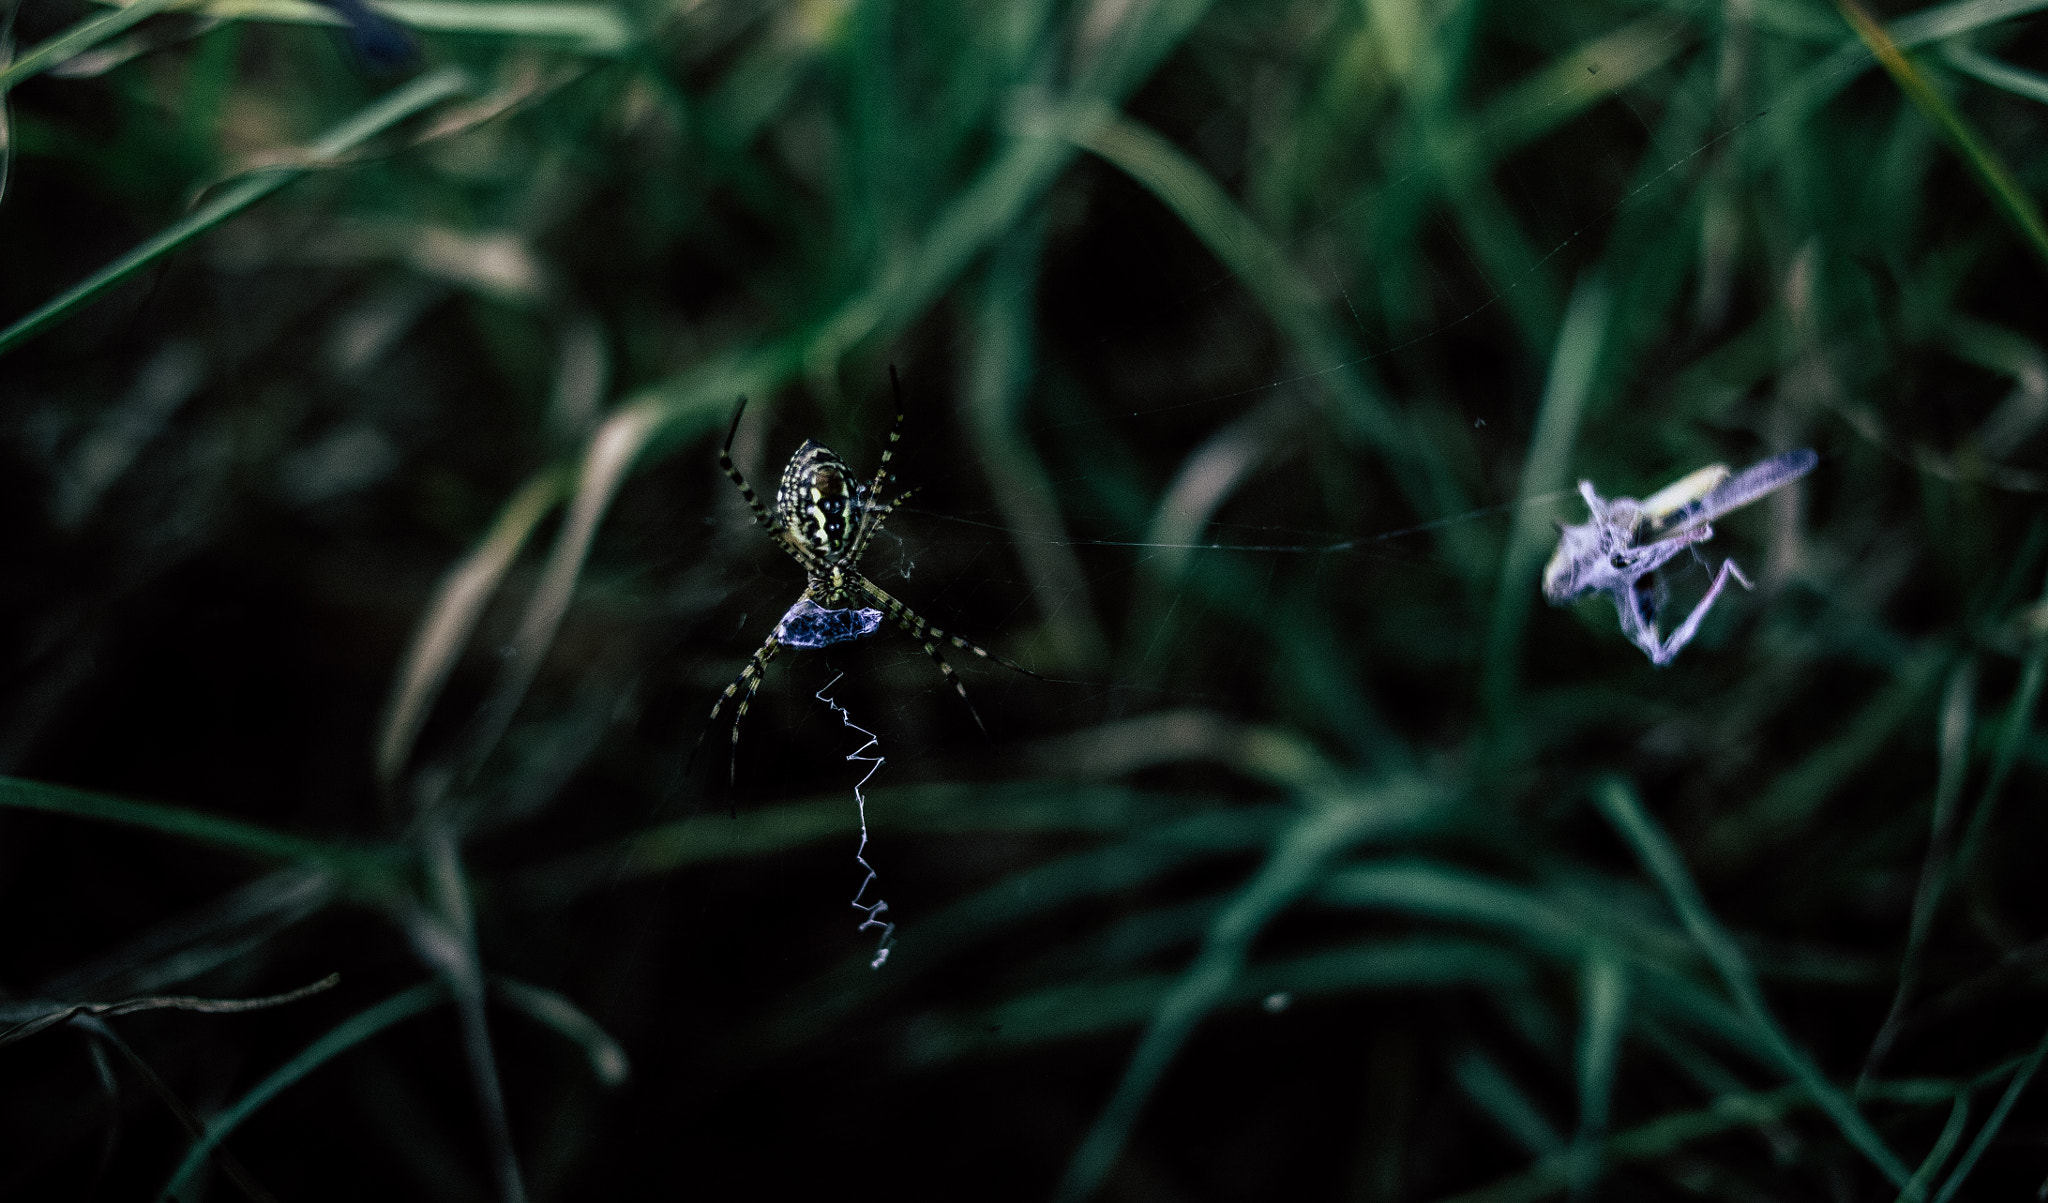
[692,373,1037,781]
[1543,448,1816,665]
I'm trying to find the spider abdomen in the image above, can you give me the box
[776,440,867,563]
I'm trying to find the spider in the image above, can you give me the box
[1543,448,1816,665]
[693,369,1038,775]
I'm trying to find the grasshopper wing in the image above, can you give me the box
[1646,449,1816,538]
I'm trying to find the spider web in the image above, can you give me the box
[681,25,1932,964]
[751,32,1903,723]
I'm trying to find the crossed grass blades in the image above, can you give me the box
[3,0,2048,1199]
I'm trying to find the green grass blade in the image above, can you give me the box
[70,0,630,54]
[1862,660,1978,1085]
[374,0,629,52]
[1596,779,1912,1187]
[157,980,448,1201]
[1837,0,2048,272]
[417,821,526,1203]
[1484,276,1607,715]
[0,65,471,357]
[0,0,178,94]
[1054,777,1445,1202]
[1433,1078,1955,1203]
[1455,1047,1567,1156]
[1704,642,1950,862]
[962,216,1109,670]
[751,806,1288,1055]
[1899,1093,1969,1203]
[1318,860,1592,955]
[519,783,1219,904]
[1480,15,1693,152]
[1572,956,1630,1194]
[1889,0,2048,46]
[377,465,571,786]
[1932,1022,2048,1202]
[1942,41,2048,105]
[493,975,627,1086]
[1075,111,1410,458]
[1952,571,2048,872]
[0,775,379,868]
[909,938,1528,1062]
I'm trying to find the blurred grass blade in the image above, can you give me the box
[84,0,631,53]
[94,1021,280,1203]
[521,783,1225,901]
[962,223,1109,669]
[1862,660,1977,1086]
[1484,276,1607,714]
[1572,956,1629,1195]
[1837,0,2048,271]
[374,0,629,52]
[1481,14,1692,151]
[1942,40,2048,105]
[911,939,1527,1061]
[1,23,12,208]
[1435,1079,1953,1203]
[754,805,1289,1054]
[1318,860,1590,956]
[1054,778,1443,1203]
[1953,647,2043,866]
[1899,1093,1969,1203]
[1705,642,1949,862]
[459,400,680,777]
[1933,1022,2048,1202]
[377,465,571,787]
[0,774,377,867]
[157,980,448,1202]
[1455,1047,1566,1156]
[492,975,628,1087]
[414,820,526,1203]
[1889,0,2048,47]
[0,0,176,94]
[1595,779,1912,1187]
[1075,111,1411,460]
[40,868,335,999]
[807,0,1217,371]
[0,65,471,357]
[1953,569,2048,872]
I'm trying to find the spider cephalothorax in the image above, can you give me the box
[693,370,1037,778]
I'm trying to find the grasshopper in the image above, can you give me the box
[1544,449,1818,665]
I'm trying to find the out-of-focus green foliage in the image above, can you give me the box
[2,0,2048,1198]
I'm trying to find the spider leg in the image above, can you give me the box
[719,396,779,533]
[688,632,784,783]
[860,578,1042,680]
[923,636,986,735]
[872,365,907,498]
[841,370,911,562]
[847,484,919,566]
